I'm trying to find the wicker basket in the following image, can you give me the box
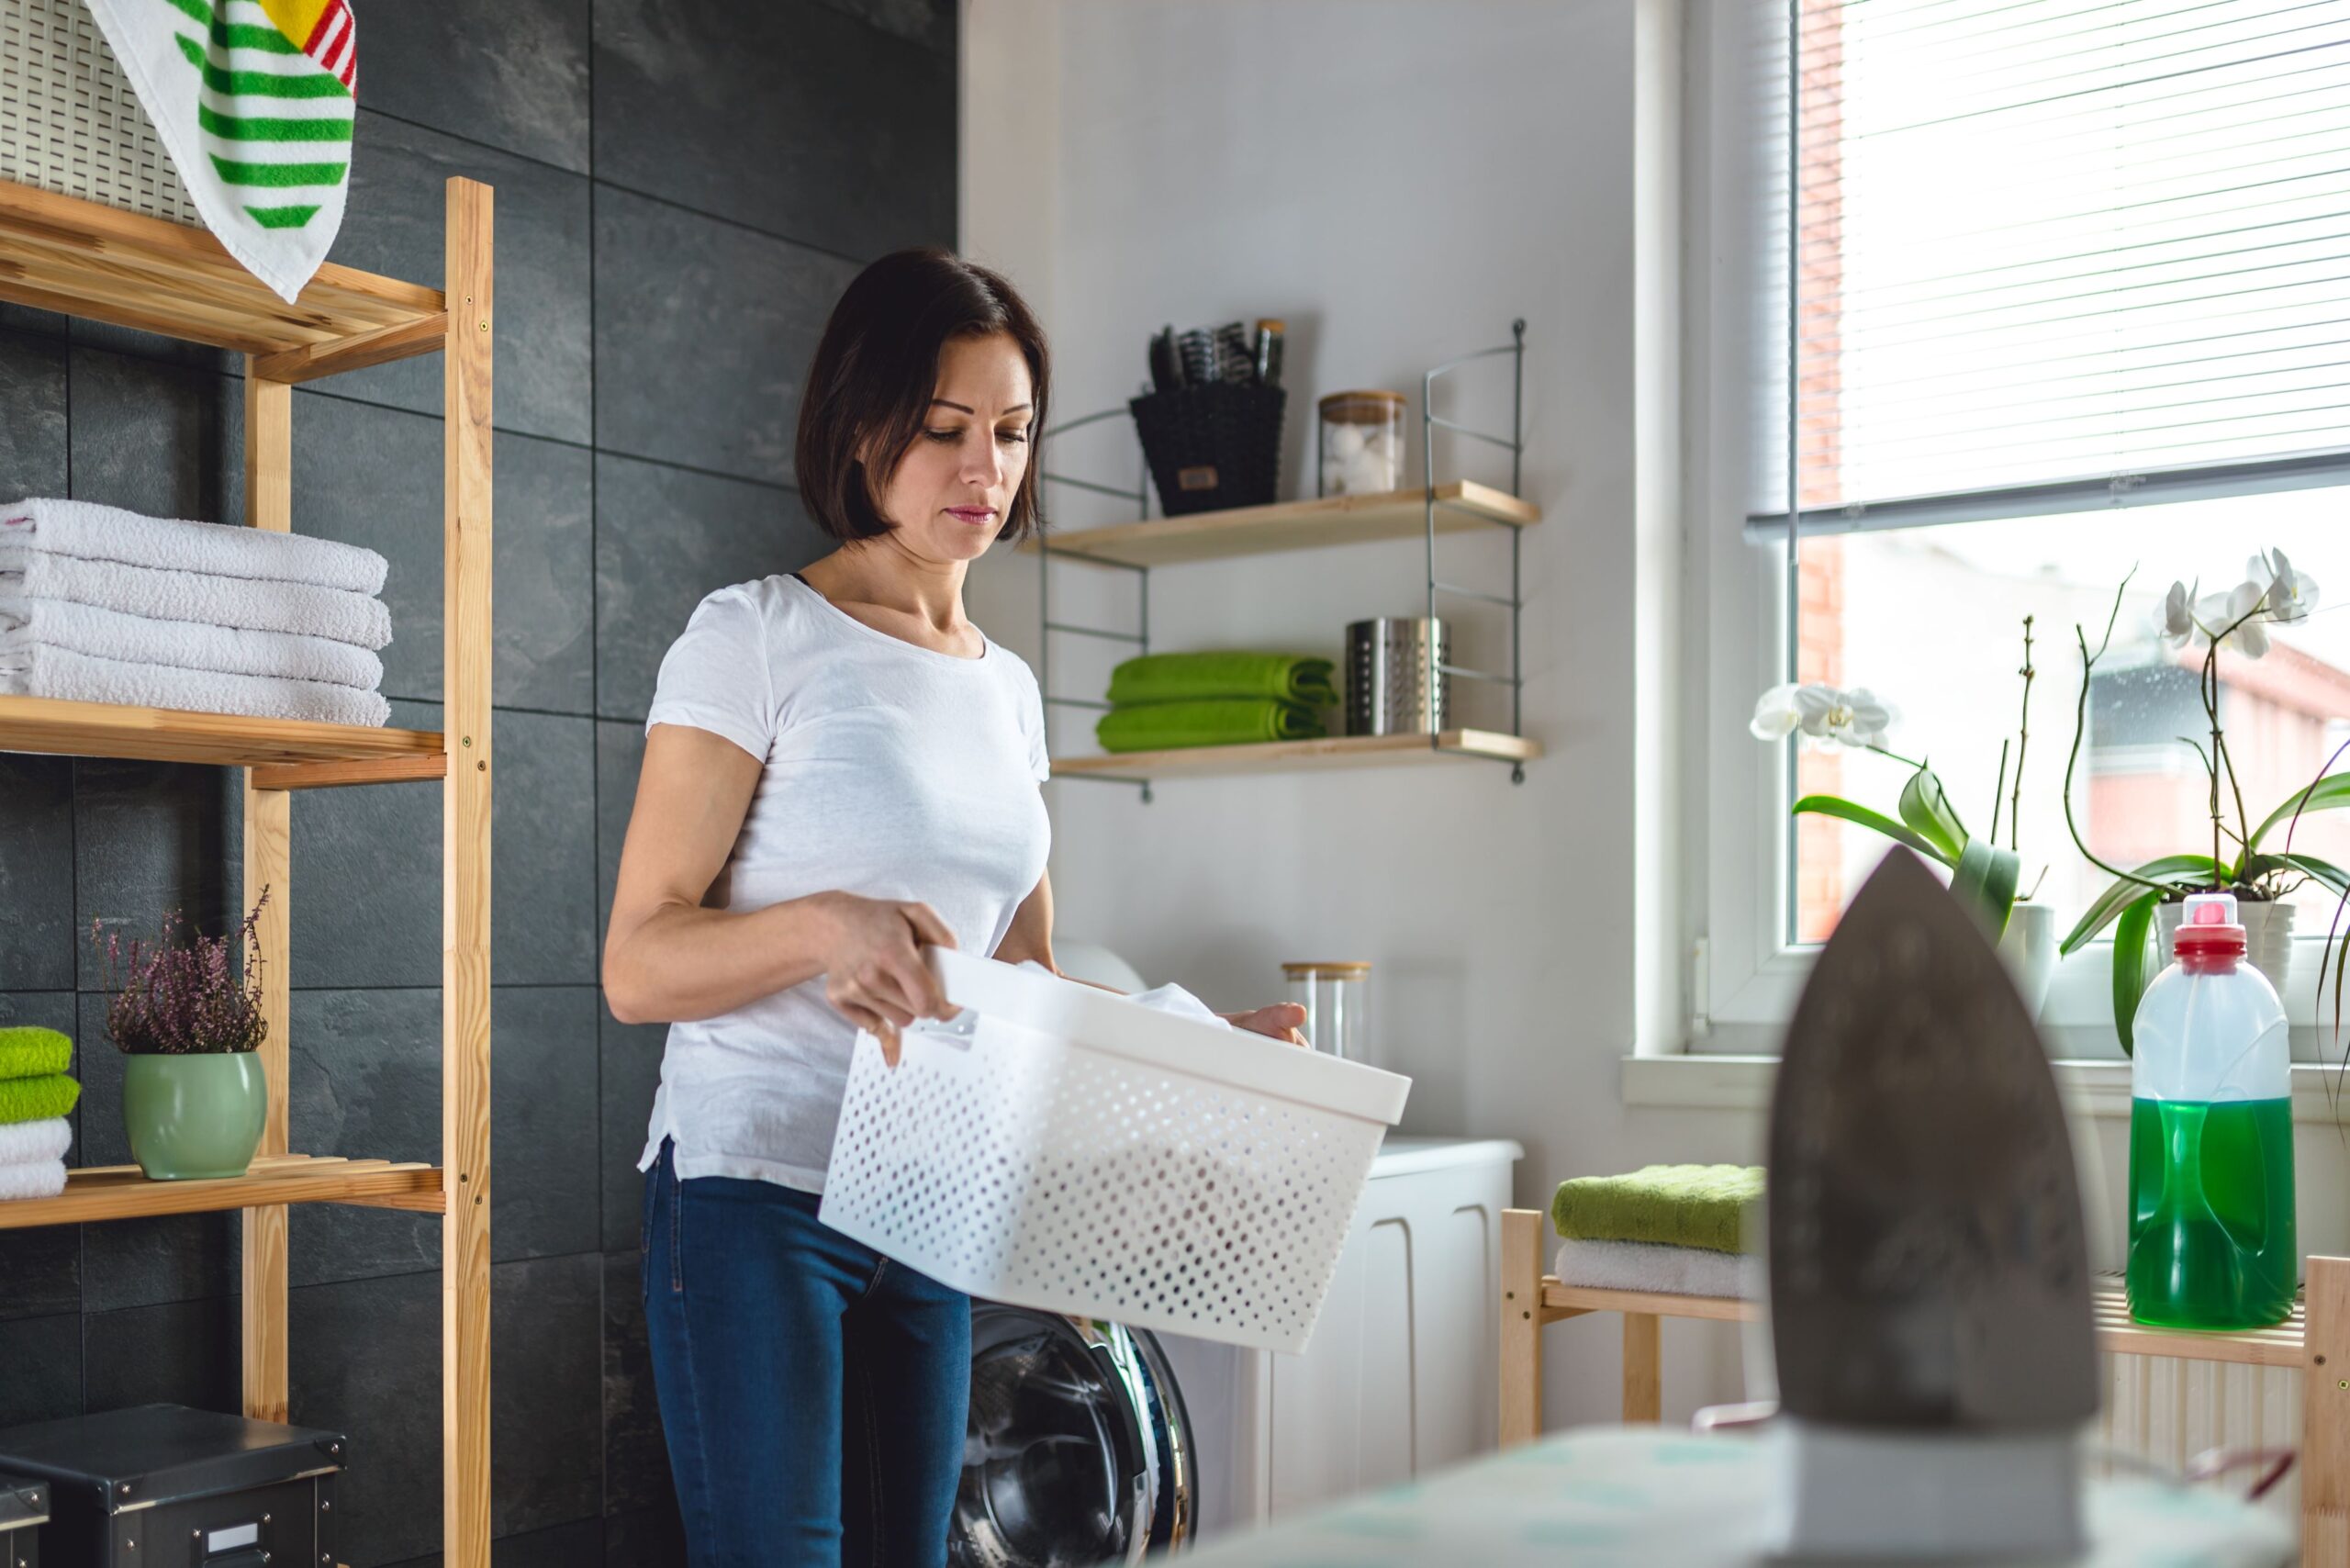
[1127,383,1286,517]
[0,0,201,224]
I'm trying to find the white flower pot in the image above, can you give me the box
[1997,901,2058,1019]
[2154,898,2295,999]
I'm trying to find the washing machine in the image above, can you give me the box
[950,943,1518,1557]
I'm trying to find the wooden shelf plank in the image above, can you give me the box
[1050,728,1540,779]
[0,180,443,354]
[0,1154,443,1230]
[0,695,442,768]
[1539,1275,2311,1368]
[1026,479,1540,568]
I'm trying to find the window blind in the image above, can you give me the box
[1748,0,2350,537]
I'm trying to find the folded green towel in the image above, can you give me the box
[1096,699,1326,753]
[0,1027,70,1081]
[1106,652,1337,708]
[1550,1164,1764,1254]
[0,1073,78,1126]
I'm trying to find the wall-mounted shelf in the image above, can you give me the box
[1035,321,1537,796]
[0,175,497,1568]
[1051,729,1541,780]
[1026,479,1539,568]
[0,1154,445,1230]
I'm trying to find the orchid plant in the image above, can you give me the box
[1751,624,2037,943]
[2060,550,2350,1052]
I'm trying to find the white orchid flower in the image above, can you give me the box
[2194,580,2271,659]
[2251,546,2319,624]
[1751,682,1893,748]
[2152,580,2198,650]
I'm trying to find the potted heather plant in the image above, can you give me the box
[91,893,271,1180]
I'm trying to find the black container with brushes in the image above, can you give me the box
[1130,318,1287,516]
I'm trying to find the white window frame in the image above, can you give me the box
[1680,0,2344,1061]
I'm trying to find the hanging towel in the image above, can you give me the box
[0,549,392,649]
[1106,652,1337,708]
[1553,1238,1757,1300]
[80,0,356,305]
[0,1027,71,1081]
[1096,699,1325,753]
[0,1118,73,1168]
[0,1075,79,1126]
[0,1159,66,1202]
[1,501,386,594]
[0,644,388,726]
[1550,1164,1765,1254]
[0,595,382,689]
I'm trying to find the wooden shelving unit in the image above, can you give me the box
[0,179,496,1568]
[1023,479,1539,569]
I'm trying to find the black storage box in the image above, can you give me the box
[0,1472,47,1568]
[0,1405,343,1568]
[1128,383,1286,516]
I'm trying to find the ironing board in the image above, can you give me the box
[1170,1425,2295,1568]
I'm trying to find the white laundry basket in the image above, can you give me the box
[820,948,1412,1355]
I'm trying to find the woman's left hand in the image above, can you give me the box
[1220,1002,1308,1047]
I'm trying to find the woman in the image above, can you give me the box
[601,248,1304,1568]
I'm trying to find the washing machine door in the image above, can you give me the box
[953,1305,1195,1567]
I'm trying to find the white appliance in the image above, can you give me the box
[1157,1136,1522,1540]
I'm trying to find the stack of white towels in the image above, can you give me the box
[0,498,392,726]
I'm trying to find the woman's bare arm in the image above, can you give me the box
[602,724,953,1035]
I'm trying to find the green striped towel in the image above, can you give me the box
[0,1074,79,1127]
[1096,700,1326,753]
[0,1028,71,1081]
[1551,1165,1764,1254]
[1106,653,1337,708]
[85,0,357,303]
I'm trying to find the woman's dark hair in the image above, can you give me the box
[796,247,1051,545]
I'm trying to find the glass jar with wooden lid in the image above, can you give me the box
[1317,391,1405,497]
[1281,961,1372,1062]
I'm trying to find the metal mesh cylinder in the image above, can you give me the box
[1346,617,1449,736]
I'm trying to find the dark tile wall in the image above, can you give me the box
[0,3,954,1562]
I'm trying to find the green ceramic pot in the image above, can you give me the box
[121,1051,267,1180]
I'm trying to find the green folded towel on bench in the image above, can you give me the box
[1551,1164,1764,1254]
[0,1073,79,1126]
[0,1026,70,1081]
[1097,699,1326,753]
[1107,652,1337,708]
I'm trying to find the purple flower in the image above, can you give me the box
[91,890,271,1055]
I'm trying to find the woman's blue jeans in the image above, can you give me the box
[641,1138,971,1567]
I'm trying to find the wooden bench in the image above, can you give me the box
[1500,1209,2350,1562]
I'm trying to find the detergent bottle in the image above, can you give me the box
[2127,892,2296,1328]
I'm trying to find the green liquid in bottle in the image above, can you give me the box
[2127,1096,2296,1329]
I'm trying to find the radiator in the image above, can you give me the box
[2098,1349,2302,1527]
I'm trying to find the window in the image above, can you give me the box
[1698,0,2350,1046]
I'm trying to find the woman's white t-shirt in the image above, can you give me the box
[635,572,1052,1193]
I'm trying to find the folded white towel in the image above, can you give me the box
[0,498,387,594]
[1554,1238,1758,1299]
[0,1158,66,1201]
[0,547,392,649]
[0,594,383,690]
[0,644,390,726]
[0,1118,71,1166]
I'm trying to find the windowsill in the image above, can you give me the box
[1622,1053,2350,1123]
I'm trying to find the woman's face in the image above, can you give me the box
[874,330,1034,564]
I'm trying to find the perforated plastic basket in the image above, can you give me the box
[0,0,203,225]
[820,949,1412,1354]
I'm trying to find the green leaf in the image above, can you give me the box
[2111,893,2158,1058]
[1792,796,1953,865]
[2057,855,2222,954]
[1897,767,1968,860]
[1951,836,2021,941]
[2244,850,2350,898]
[2248,773,2350,854]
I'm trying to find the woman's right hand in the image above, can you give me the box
[814,892,958,1063]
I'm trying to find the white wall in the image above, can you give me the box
[961,0,1751,1434]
